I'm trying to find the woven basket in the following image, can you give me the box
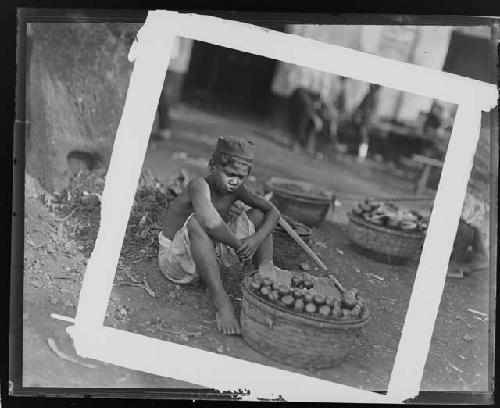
[240,275,370,370]
[347,213,425,264]
[265,177,334,227]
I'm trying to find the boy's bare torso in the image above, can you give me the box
[162,176,237,240]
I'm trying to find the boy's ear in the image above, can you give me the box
[208,158,215,171]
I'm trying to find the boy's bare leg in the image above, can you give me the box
[187,217,241,335]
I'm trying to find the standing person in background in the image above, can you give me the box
[151,38,184,141]
[326,76,348,153]
[151,77,172,140]
[286,87,324,155]
[447,186,490,278]
[447,118,491,278]
[352,83,381,162]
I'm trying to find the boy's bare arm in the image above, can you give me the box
[188,179,242,250]
[236,186,280,243]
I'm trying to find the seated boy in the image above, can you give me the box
[158,137,280,335]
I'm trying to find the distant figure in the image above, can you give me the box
[418,102,452,164]
[286,87,337,157]
[151,76,172,140]
[423,102,445,134]
[328,77,348,153]
[352,84,381,162]
[447,187,489,278]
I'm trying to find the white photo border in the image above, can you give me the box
[65,11,498,402]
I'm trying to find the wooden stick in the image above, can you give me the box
[278,217,327,270]
[265,192,345,293]
[278,217,345,293]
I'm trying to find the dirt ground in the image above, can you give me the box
[21,105,491,394]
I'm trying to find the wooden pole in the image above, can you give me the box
[265,192,346,292]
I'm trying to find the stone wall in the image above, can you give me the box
[26,23,141,193]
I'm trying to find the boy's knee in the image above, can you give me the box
[247,208,265,227]
[187,216,209,239]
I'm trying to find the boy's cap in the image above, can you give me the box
[214,137,255,164]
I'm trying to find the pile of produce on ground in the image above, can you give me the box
[41,168,188,265]
[351,198,428,233]
[247,271,365,321]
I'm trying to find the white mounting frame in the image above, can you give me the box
[66,11,498,402]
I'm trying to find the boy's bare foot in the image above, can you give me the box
[215,295,241,335]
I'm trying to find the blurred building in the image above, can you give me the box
[170,24,494,122]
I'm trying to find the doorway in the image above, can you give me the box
[181,24,286,121]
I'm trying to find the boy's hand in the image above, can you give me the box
[236,235,262,262]
[229,201,250,219]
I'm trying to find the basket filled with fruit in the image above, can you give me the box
[347,198,428,264]
[240,269,369,370]
[273,215,313,270]
[264,177,335,227]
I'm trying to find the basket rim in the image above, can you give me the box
[265,176,334,202]
[242,277,370,329]
[347,212,426,240]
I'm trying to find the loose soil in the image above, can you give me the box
[21,106,491,393]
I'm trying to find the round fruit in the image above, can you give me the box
[294,299,305,312]
[271,281,281,291]
[313,294,326,306]
[278,286,291,297]
[260,286,270,297]
[250,280,261,291]
[262,278,272,287]
[331,306,341,318]
[303,279,314,290]
[281,295,294,307]
[291,276,304,288]
[268,290,280,302]
[341,309,351,319]
[318,305,331,317]
[305,303,317,313]
[325,296,335,307]
[352,206,363,216]
[343,290,358,308]
[351,305,362,318]
[359,202,371,212]
[388,218,401,227]
[401,222,417,231]
[304,293,314,304]
[293,288,305,299]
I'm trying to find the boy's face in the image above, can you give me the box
[210,160,250,194]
